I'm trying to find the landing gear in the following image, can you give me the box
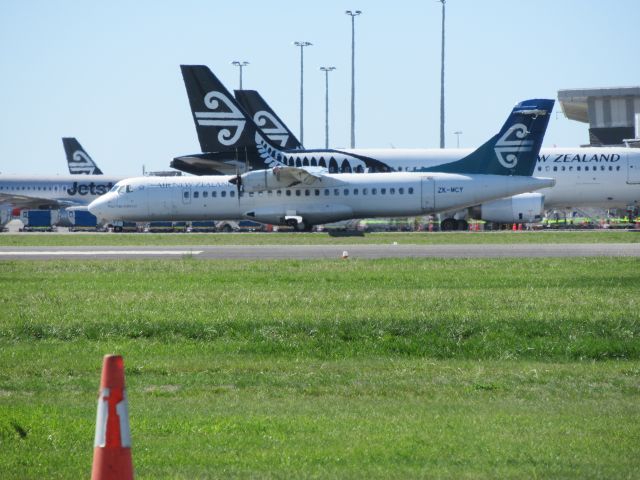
[440,218,456,231]
[285,218,313,232]
[440,218,468,231]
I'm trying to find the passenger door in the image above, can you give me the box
[627,153,640,184]
[421,177,435,212]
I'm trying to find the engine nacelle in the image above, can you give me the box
[480,193,544,223]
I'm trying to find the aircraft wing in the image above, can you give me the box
[232,165,331,193]
[272,166,326,186]
[0,193,82,210]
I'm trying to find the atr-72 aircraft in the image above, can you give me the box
[88,97,555,230]
[171,65,640,230]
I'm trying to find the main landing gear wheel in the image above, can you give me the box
[440,218,457,231]
[456,219,469,231]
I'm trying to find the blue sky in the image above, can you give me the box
[1,0,638,175]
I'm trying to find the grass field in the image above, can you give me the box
[1,258,639,478]
[0,229,639,247]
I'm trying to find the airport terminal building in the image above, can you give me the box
[559,86,640,147]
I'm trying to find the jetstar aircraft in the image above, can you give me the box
[171,65,640,229]
[88,97,555,230]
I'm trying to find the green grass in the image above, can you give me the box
[1,258,639,478]
[0,229,639,246]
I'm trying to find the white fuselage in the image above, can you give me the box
[89,172,554,226]
[337,147,640,209]
[0,175,123,209]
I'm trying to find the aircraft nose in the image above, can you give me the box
[88,196,110,221]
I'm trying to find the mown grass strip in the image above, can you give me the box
[0,230,639,246]
[1,258,639,360]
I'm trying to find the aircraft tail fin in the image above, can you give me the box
[234,90,303,149]
[62,138,103,175]
[180,65,262,153]
[425,99,554,176]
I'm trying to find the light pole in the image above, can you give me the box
[294,41,312,145]
[454,130,462,148]
[439,0,446,148]
[231,61,249,89]
[320,66,336,149]
[345,10,361,148]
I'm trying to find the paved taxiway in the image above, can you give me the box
[0,243,639,260]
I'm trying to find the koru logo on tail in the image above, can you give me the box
[195,91,246,146]
[493,123,533,169]
[254,111,289,147]
[69,150,95,174]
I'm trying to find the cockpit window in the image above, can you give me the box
[117,186,126,193]
[110,184,120,193]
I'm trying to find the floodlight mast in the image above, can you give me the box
[320,66,336,149]
[294,41,313,145]
[231,61,249,89]
[345,10,362,148]
[439,0,446,148]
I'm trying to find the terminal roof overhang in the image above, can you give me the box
[558,86,640,123]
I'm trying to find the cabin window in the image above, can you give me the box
[212,191,217,197]
[248,192,254,197]
[230,191,235,197]
[568,166,573,171]
[343,189,349,196]
[194,191,199,198]
[381,188,386,195]
[295,189,301,197]
[334,188,340,196]
[609,166,613,171]
[267,190,273,196]
[221,191,226,198]
[353,188,359,195]
[577,166,581,172]
[324,189,330,196]
[553,166,557,172]
[203,191,208,198]
[601,165,606,171]
[397,167,402,172]
[561,166,565,171]
[399,187,404,194]
[390,188,395,194]
[616,166,621,171]
[286,190,291,196]
[537,166,542,172]
[183,191,190,199]
[314,189,320,196]
[408,187,414,194]
[277,190,282,196]
[372,188,377,195]
[363,188,368,195]
[305,189,310,196]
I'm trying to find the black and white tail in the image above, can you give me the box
[62,138,103,175]
[234,90,303,150]
[181,65,261,153]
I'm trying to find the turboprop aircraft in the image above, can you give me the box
[88,97,555,230]
[172,66,640,229]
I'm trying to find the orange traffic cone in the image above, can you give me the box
[91,355,134,480]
